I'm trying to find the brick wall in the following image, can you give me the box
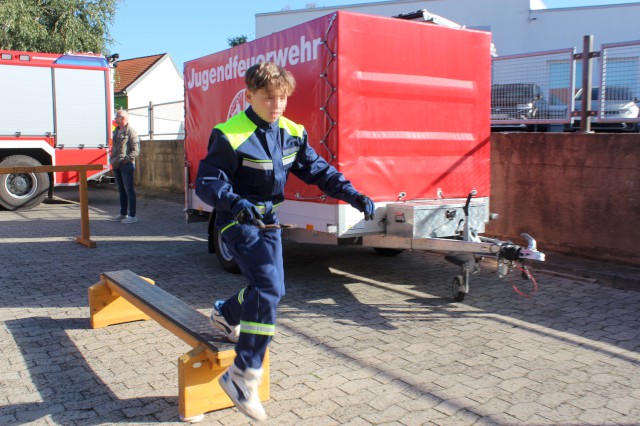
[487,132,640,266]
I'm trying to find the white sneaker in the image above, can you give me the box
[219,365,266,421]
[121,216,137,224]
[210,300,239,343]
[110,215,126,221]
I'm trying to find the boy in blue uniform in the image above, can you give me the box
[195,61,374,420]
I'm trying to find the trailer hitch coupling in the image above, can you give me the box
[518,233,545,262]
[498,233,545,262]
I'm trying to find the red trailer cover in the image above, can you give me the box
[185,11,491,204]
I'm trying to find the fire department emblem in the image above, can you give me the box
[228,89,248,119]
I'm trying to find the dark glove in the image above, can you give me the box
[353,194,375,221]
[231,199,263,226]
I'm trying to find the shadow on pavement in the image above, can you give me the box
[2,317,179,425]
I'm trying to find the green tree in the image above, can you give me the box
[0,0,119,54]
[227,35,248,47]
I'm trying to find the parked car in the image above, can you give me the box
[491,83,549,131]
[543,93,569,120]
[491,83,546,120]
[569,86,639,132]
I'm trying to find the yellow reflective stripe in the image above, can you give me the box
[240,321,275,336]
[278,116,305,137]
[215,112,257,150]
[282,152,296,166]
[220,221,237,234]
[254,205,267,213]
[237,287,246,304]
[273,202,283,212]
[242,158,274,170]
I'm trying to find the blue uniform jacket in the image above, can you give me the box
[196,107,360,226]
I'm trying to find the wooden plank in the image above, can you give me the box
[101,270,235,355]
[0,164,104,174]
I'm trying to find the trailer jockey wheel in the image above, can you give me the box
[452,275,467,302]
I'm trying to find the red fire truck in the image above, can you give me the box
[0,49,113,210]
[184,11,545,300]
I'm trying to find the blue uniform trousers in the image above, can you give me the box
[219,222,284,370]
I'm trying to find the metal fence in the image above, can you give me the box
[128,100,184,140]
[491,38,640,132]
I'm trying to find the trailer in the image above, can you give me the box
[184,10,545,301]
[0,50,113,210]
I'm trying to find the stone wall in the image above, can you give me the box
[135,139,184,193]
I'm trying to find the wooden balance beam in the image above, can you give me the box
[88,270,269,422]
[0,164,103,248]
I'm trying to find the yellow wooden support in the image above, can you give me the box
[88,275,156,329]
[178,346,270,422]
[75,168,95,248]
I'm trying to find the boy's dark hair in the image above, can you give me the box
[245,62,296,96]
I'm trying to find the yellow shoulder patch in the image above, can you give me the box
[215,112,257,150]
[278,116,305,138]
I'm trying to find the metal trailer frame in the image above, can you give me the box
[204,189,545,302]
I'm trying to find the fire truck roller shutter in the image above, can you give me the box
[54,68,108,149]
[0,155,50,210]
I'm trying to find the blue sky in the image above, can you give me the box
[109,0,637,71]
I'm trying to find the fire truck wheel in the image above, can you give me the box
[0,155,50,210]
[212,212,241,274]
[372,247,403,257]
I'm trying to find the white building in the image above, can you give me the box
[114,53,184,140]
[256,0,640,57]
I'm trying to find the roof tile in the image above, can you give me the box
[114,54,165,94]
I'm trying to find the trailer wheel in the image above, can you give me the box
[372,247,403,257]
[0,155,50,210]
[213,219,241,274]
[452,275,467,302]
[207,212,216,254]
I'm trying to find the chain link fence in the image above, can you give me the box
[492,49,574,131]
[492,38,640,132]
[127,100,185,140]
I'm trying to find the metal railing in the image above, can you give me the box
[492,48,574,130]
[127,100,185,140]
[598,40,640,128]
[491,37,640,132]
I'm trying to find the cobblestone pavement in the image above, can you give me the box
[1,185,639,425]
